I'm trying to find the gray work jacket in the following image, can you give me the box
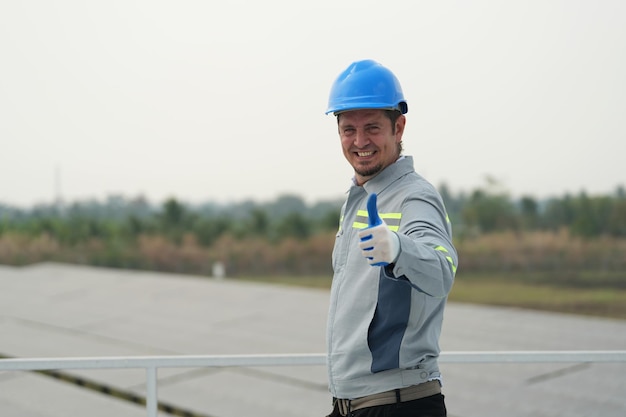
[327,155,458,399]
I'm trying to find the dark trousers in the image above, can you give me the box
[326,393,447,417]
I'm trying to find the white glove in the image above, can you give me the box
[358,222,400,266]
[358,193,401,267]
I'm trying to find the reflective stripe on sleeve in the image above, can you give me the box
[435,245,457,275]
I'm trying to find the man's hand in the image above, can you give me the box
[358,194,400,267]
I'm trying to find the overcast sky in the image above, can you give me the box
[1,0,624,208]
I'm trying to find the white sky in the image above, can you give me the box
[1,0,625,208]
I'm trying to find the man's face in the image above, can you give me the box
[337,109,405,185]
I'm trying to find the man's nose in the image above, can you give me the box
[354,129,369,147]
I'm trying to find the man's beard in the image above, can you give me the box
[354,162,383,178]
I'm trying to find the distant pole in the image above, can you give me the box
[212,261,226,280]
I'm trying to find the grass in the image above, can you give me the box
[233,271,626,320]
[449,274,626,320]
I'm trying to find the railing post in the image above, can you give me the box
[146,366,158,417]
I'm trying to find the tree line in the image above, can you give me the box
[1,183,625,277]
[3,182,625,241]
[441,183,626,238]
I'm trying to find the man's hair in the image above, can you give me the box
[385,110,404,155]
[384,110,402,134]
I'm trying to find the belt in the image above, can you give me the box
[335,380,441,416]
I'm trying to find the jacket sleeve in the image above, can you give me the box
[386,189,457,298]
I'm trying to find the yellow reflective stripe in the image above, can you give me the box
[435,245,457,275]
[446,257,457,274]
[354,210,401,232]
[356,210,402,220]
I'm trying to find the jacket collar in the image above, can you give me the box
[360,155,414,195]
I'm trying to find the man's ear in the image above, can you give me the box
[395,115,406,140]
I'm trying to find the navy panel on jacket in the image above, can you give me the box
[367,270,412,373]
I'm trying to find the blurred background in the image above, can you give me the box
[1,3,625,416]
[1,1,625,314]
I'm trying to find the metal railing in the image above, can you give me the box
[1,351,625,417]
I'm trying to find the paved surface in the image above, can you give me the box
[0,263,625,417]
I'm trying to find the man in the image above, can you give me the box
[324,59,458,417]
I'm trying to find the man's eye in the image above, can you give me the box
[366,126,380,133]
[343,128,356,135]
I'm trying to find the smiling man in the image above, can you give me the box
[338,109,405,185]
[323,60,458,417]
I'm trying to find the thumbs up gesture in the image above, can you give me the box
[358,193,400,267]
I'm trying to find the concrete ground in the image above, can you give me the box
[0,263,624,417]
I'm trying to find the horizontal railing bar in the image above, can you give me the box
[1,351,626,372]
[439,350,626,363]
[0,353,326,371]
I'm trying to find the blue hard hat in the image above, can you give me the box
[326,60,408,115]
